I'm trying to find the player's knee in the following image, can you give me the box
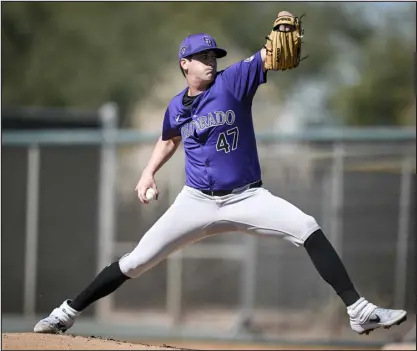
[118,253,153,279]
[300,214,320,241]
[283,213,320,247]
[305,214,319,228]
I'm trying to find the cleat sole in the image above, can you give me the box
[359,314,407,335]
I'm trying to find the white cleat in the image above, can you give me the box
[348,297,407,335]
[33,300,80,334]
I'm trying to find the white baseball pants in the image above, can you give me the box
[119,185,320,278]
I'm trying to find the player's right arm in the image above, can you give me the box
[136,135,182,204]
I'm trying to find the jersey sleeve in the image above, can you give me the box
[161,108,181,141]
[220,50,267,101]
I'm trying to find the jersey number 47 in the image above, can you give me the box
[216,127,239,153]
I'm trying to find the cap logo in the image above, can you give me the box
[203,36,213,46]
[180,46,186,55]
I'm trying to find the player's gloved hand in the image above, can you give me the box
[135,170,159,205]
[264,10,305,71]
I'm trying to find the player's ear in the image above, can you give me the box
[180,58,189,77]
[180,58,189,70]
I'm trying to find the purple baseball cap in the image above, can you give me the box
[178,33,227,60]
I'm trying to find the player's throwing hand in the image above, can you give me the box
[135,171,159,204]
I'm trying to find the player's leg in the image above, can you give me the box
[304,229,406,334]
[221,187,407,335]
[34,187,221,334]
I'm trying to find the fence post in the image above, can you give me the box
[166,154,185,327]
[166,251,183,328]
[328,142,345,330]
[23,144,41,318]
[394,157,413,308]
[329,142,345,256]
[96,102,119,320]
[233,235,257,336]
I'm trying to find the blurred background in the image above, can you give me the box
[1,1,416,349]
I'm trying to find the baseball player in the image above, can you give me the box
[34,12,407,336]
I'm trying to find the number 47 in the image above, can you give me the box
[216,127,239,153]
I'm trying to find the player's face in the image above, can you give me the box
[183,50,217,82]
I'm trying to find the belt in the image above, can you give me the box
[200,180,263,196]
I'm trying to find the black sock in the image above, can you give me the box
[69,261,130,312]
[304,229,360,307]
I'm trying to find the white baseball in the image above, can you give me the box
[145,188,156,201]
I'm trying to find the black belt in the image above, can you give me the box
[200,180,263,196]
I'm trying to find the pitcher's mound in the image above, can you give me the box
[2,333,185,350]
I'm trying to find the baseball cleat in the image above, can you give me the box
[348,297,407,335]
[33,299,80,334]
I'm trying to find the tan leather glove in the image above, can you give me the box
[264,14,305,71]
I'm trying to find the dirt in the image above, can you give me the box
[1,333,188,350]
[4,332,413,350]
[381,343,417,350]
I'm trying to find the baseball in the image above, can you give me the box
[145,188,156,201]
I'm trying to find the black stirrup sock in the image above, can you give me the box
[69,261,130,312]
[304,229,360,307]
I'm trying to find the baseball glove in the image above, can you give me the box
[264,14,305,71]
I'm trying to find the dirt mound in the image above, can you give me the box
[382,342,416,350]
[1,333,186,350]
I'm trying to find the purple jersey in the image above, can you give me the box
[162,50,267,191]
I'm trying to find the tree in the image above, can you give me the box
[327,4,416,126]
